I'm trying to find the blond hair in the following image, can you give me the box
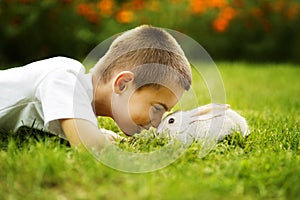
[90,25,192,90]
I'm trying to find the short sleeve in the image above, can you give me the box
[36,67,97,137]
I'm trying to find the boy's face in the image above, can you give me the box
[129,85,182,131]
[111,73,184,135]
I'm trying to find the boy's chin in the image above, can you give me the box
[119,124,141,136]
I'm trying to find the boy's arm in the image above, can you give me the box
[59,118,118,150]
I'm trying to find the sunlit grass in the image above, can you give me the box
[0,62,299,199]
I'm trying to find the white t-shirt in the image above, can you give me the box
[0,56,97,138]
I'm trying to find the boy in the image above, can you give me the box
[0,25,192,150]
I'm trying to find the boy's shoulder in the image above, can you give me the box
[26,56,84,71]
[8,56,87,80]
[1,56,84,78]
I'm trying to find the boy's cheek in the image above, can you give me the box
[129,112,147,125]
[129,103,149,123]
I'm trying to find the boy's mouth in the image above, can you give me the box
[122,125,146,136]
[137,125,146,133]
[137,124,151,132]
[123,124,151,136]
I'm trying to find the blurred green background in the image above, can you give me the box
[1,0,300,67]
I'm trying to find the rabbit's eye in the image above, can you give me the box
[168,117,175,124]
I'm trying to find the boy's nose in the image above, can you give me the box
[141,120,160,130]
[151,119,161,128]
[149,107,164,128]
[150,112,164,127]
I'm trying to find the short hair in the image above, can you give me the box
[90,25,192,90]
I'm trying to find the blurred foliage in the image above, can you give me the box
[0,0,300,67]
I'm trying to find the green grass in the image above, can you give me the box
[1,63,299,199]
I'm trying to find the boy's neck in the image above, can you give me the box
[92,75,113,117]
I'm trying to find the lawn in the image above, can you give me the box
[0,62,299,199]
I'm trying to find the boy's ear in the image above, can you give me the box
[112,71,134,94]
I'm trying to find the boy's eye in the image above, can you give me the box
[153,104,163,112]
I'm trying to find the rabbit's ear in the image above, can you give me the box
[188,104,230,123]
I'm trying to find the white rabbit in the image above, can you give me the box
[157,104,249,143]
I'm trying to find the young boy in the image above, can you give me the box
[0,25,192,150]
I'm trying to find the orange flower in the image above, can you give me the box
[212,17,228,32]
[220,6,235,21]
[116,9,134,23]
[285,3,300,20]
[212,6,235,32]
[208,0,228,9]
[98,0,114,16]
[76,3,99,24]
[131,0,145,10]
[189,0,206,15]
[76,3,90,16]
[233,0,243,8]
[86,10,100,24]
